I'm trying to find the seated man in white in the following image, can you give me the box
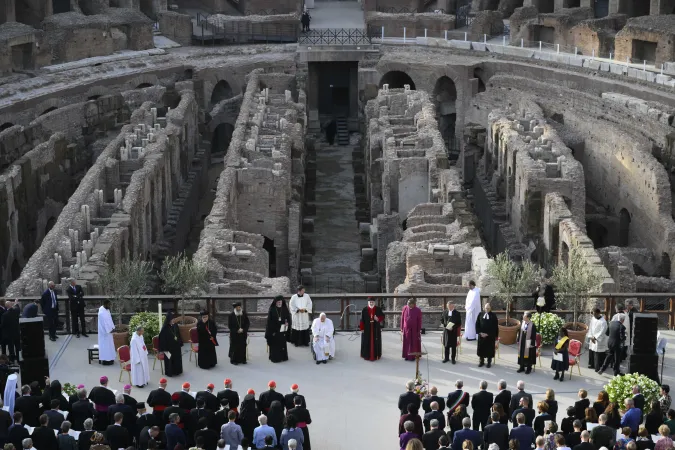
[311,313,335,365]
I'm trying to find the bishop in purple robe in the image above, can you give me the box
[401,299,423,361]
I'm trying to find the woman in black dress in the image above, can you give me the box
[265,296,291,363]
[551,328,570,381]
[158,311,183,377]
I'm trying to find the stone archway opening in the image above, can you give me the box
[40,106,58,116]
[136,83,153,89]
[11,260,21,281]
[433,75,457,147]
[586,220,609,248]
[211,80,234,106]
[561,241,570,266]
[263,236,277,277]
[379,71,416,90]
[45,216,56,236]
[212,123,234,156]
[474,68,486,93]
[619,208,631,246]
[0,123,13,132]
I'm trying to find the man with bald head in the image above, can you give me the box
[424,401,445,432]
[311,313,334,365]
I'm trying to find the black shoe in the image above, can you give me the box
[553,372,559,380]
[486,360,492,368]
[242,361,247,364]
[452,360,457,365]
[478,360,484,367]
[76,334,80,338]
[587,365,594,369]
[517,367,525,373]
[560,375,565,382]
[54,335,59,339]
[597,369,605,375]
[442,359,448,363]
[525,367,532,374]
[231,361,239,365]
[322,360,327,364]
[49,337,56,342]
[316,361,320,365]
[82,333,89,337]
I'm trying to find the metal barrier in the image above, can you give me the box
[6,293,675,333]
[375,7,448,13]
[298,28,372,45]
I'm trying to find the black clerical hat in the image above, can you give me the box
[274,295,284,301]
[232,302,242,308]
[199,310,209,316]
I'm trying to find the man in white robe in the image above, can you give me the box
[311,313,334,364]
[464,280,482,341]
[130,326,150,388]
[588,308,608,372]
[97,300,116,365]
[289,285,312,347]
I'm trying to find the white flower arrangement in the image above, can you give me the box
[604,373,660,413]
[532,312,565,345]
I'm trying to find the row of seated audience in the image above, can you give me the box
[398,379,675,450]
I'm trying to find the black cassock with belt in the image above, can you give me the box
[360,305,385,361]
[517,321,537,367]
[475,311,498,359]
[228,312,250,364]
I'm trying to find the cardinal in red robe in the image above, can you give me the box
[360,297,385,361]
[401,298,422,361]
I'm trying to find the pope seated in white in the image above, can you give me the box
[311,313,335,365]
[130,326,150,388]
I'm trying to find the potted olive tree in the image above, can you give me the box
[552,243,602,342]
[160,252,208,343]
[100,258,153,350]
[487,251,538,345]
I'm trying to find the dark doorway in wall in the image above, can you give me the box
[621,0,650,16]
[331,86,349,117]
[139,0,154,18]
[594,0,609,16]
[184,69,194,80]
[534,25,555,43]
[379,70,416,90]
[660,252,671,278]
[11,260,22,281]
[313,61,358,117]
[40,106,58,116]
[0,123,13,132]
[263,236,276,277]
[561,241,570,266]
[474,68,486,93]
[136,83,153,89]
[11,43,33,70]
[565,0,580,7]
[211,80,233,106]
[52,0,70,13]
[587,220,609,248]
[212,123,234,155]
[527,191,543,235]
[632,39,657,63]
[536,0,554,13]
[619,208,631,246]
[45,217,56,237]
[433,76,457,148]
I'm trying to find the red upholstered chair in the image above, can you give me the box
[568,339,583,379]
[536,333,543,367]
[189,327,198,365]
[152,336,164,374]
[117,345,131,383]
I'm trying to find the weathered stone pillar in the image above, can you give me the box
[1,0,16,23]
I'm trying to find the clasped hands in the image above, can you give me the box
[237,328,243,333]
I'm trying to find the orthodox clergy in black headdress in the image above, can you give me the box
[265,296,291,363]
[359,297,385,361]
[228,303,250,365]
[158,311,183,377]
[197,310,218,369]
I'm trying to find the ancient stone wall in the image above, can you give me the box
[365,12,456,38]
[158,11,192,47]
[615,15,675,65]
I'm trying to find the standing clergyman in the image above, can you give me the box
[197,310,218,369]
[517,312,537,374]
[130,326,150,388]
[289,286,312,347]
[228,303,249,365]
[441,302,461,364]
[475,303,499,368]
[311,313,334,365]
[265,296,291,363]
[401,298,422,361]
[97,300,116,366]
[587,308,608,372]
[464,281,482,341]
[359,297,385,361]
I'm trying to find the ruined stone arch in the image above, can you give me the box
[84,86,111,100]
[211,122,234,155]
[210,80,234,106]
[40,106,58,116]
[378,71,416,90]
[619,208,631,246]
[126,74,159,91]
[0,123,13,132]
[35,98,62,118]
[432,75,458,145]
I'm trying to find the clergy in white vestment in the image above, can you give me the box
[289,285,313,347]
[130,326,150,388]
[588,309,608,371]
[464,280,482,340]
[97,300,116,365]
[311,313,335,364]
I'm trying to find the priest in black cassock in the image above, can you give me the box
[197,310,218,369]
[441,301,462,364]
[228,303,250,365]
[359,297,385,361]
[265,296,291,363]
[516,311,537,374]
[158,311,183,377]
[475,302,498,368]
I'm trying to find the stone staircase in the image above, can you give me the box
[336,117,349,146]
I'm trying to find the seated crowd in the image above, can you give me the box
[398,380,675,450]
[0,376,312,450]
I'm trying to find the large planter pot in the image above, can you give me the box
[498,318,521,345]
[112,324,130,351]
[564,322,589,342]
[172,315,198,343]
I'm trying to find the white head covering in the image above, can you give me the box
[3,373,18,418]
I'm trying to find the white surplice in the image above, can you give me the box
[589,316,608,353]
[97,306,116,361]
[464,287,482,340]
[311,317,335,361]
[289,293,313,331]
[130,332,150,386]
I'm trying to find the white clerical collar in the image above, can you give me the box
[483,313,489,319]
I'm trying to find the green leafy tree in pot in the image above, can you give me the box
[486,250,539,324]
[100,258,153,327]
[159,252,208,325]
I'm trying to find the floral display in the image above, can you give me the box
[413,374,428,400]
[62,382,78,397]
[128,311,162,348]
[605,373,660,413]
[531,312,565,345]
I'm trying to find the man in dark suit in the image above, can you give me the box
[0,399,12,444]
[438,435,451,450]
[566,421,583,448]
[283,384,305,411]
[494,380,511,416]
[165,414,186,450]
[217,379,240,412]
[484,412,509,450]
[632,385,645,422]
[573,430,595,450]
[258,381,284,414]
[108,394,136,435]
[441,302,461,364]
[147,379,172,422]
[452,417,482,450]
[15,385,42,427]
[122,386,138,410]
[22,299,39,319]
[423,419,446,450]
[32,414,58,450]
[509,380,533,415]
[193,418,219,450]
[66,279,87,338]
[599,315,626,376]
[70,389,95,431]
[212,399,230,432]
[399,380,421,415]
[471,380,493,431]
[509,413,535,450]
[136,403,160,442]
[511,397,535,427]
[8,412,29,449]
[196,384,219,413]
[45,399,65,430]
[139,426,166,450]
[40,281,59,341]
[105,412,131,450]
[1,302,21,362]
[423,387,446,415]
[446,380,470,418]
[424,401,445,433]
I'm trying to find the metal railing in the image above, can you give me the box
[7,292,675,334]
[298,28,372,45]
[193,12,300,45]
[375,7,448,13]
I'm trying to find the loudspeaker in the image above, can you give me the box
[19,357,50,389]
[628,353,660,383]
[632,313,658,354]
[20,318,45,359]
